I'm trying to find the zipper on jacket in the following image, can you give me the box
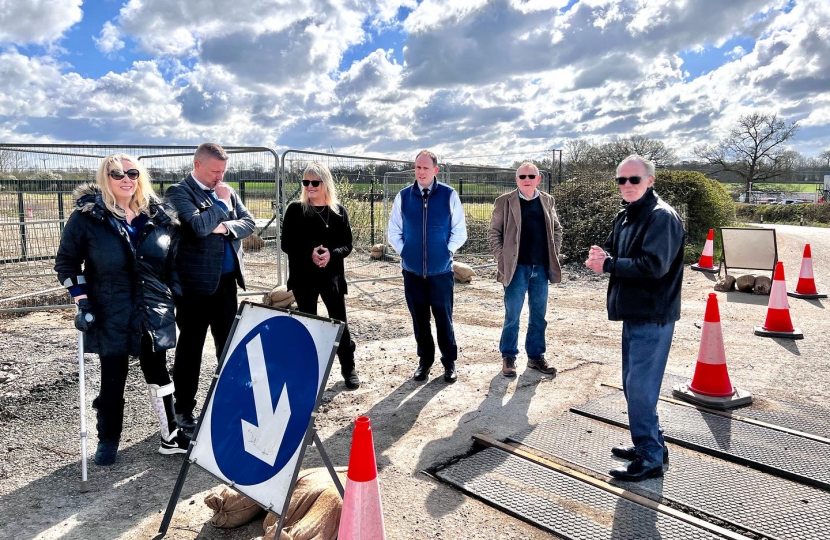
[422,189,429,277]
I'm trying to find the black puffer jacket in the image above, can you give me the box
[55,184,181,357]
[602,188,685,324]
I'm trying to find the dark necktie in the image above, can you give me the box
[422,188,429,198]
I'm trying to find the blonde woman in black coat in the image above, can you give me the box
[55,153,188,465]
[281,163,359,389]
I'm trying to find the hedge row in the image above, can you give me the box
[555,170,735,264]
[735,202,830,224]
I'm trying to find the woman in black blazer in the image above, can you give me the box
[281,163,359,389]
[55,153,189,465]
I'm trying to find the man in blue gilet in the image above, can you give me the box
[388,150,467,383]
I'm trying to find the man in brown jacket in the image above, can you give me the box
[488,162,562,377]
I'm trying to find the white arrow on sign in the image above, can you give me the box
[240,334,292,467]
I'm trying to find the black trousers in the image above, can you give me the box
[173,273,238,415]
[293,287,356,370]
[402,270,457,366]
[96,332,170,441]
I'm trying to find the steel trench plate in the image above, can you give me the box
[571,391,830,491]
[435,447,722,540]
[509,412,830,540]
[661,373,830,439]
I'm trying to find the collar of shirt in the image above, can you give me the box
[518,188,540,200]
[418,178,436,194]
[191,174,211,191]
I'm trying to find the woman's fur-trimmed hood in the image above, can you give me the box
[71,182,179,225]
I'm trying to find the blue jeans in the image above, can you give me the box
[500,264,548,360]
[621,320,675,463]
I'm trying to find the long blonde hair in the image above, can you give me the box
[95,153,156,217]
[299,162,341,215]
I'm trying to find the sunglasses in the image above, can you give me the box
[518,174,537,180]
[616,176,643,185]
[302,179,322,187]
[109,169,140,180]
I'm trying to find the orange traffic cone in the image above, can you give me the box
[788,244,827,300]
[691,229,719,273]
[754,262,803,339]
[338,416,386,540]
[673,293,751,409]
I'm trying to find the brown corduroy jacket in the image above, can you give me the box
[488,189,563,286]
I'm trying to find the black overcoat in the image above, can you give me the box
[55,184,181,356]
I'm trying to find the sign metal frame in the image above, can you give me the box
[157,300,345,539]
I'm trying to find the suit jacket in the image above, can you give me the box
[164,174,255,296]
[488,189,562,286]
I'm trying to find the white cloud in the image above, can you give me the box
[94,22,125,58]
[0,0,83,45]
[726,45,747,59]
[0,0,828,163]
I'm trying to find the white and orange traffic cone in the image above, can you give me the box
[26,205,33,219]
[673,293,752,409]
[691,229,719,273]
[788,244,827,300]
[754,262,803,339]
[338,416,386,540]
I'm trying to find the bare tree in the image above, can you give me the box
[594,136,676,169]
[564,138,594,164]
[820,149,830,168]
[694,112,799,200]
[0,149,26,173]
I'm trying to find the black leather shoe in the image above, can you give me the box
[342,367,361,390]
[443,365,457,383]
[414,359,433,381]
[611,444,669,464]
[175,412,197,431]
[609,457,664,481]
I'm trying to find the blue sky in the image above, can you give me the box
[0,0,828,164]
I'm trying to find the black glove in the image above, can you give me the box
[74,298,96,332]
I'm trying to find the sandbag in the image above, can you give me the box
[736,274,756,293]
[243,235,266,252]
[260,467,348,540]
[370,244,386,260]
[714,275,736,292]
[452,261,476,283]
[204,487,265,528]
[753,275,772,295]
[262,285,295,308]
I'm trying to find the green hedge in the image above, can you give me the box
[554,180,621,264]
[655,170,735,263]
[735,202,830,224]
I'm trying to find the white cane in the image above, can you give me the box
[77,306,90,493]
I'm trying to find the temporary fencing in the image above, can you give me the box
[0,144,278,314]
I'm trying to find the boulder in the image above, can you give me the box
[736,274,756,293]
[753,275,772,295]
[262,285,295,308]
[452,261,476,283]
[713,275,736,292]
[243,235,265,252]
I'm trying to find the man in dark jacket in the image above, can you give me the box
[164,143,255,429]
[388,149,467,383]
[585,154,685,481]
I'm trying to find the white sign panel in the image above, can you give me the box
[188,301,342,511]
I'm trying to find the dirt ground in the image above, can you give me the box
[1,223,828,540]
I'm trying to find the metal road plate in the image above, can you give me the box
[510,412,830,540]
[436,447,721,540]
[662,373,830,439]
[571,391,830,491]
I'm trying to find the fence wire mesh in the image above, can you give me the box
[0,144,278,313]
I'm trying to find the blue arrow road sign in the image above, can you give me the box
[210,316,319,485]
